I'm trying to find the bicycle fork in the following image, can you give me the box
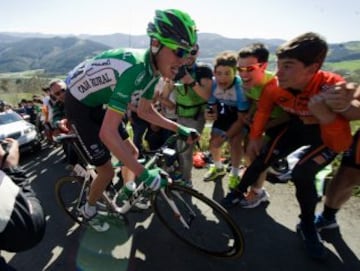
[159,188,196,229]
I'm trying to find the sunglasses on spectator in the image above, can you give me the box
[237,63,263,73]
[53,88,66,97]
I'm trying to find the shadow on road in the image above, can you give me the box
[2,146,360,271]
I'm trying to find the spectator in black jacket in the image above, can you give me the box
[0,138,46,270]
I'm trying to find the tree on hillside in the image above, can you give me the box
[0,79,9,92]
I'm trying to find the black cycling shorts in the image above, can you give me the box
[341,129,360,169]
[212,106,239,133]
[65,92,129,166]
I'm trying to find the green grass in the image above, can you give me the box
[326,59,360,71]
[0,69,46,78]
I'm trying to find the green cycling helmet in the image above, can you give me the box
[147,9,197,52]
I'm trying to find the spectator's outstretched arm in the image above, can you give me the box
[324,82,360,120]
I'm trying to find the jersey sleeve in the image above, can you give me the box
[320,114,352,152]
[249,82,277,139]
[235,81,250,112]
[207,80,217,104]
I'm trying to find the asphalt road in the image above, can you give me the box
[2,143,360,271]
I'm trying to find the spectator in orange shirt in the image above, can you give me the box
[221,32,352,260]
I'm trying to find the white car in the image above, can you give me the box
[0,110,41,153]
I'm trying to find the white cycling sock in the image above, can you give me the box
[231,167,239,176]
[85,202,97,217]
[252,187,264,194]
[214,161,223,169]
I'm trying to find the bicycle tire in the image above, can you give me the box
[55,175,88,224]
[55,175,129,229]
[151,183,244,258]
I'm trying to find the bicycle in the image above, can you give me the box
[54,133,245,258]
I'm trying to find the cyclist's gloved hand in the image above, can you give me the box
[177,125,200,141]
[138,168,168,191]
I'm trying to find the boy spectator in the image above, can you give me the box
[221,32,352,259]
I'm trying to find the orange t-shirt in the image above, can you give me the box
[249,70,352,153]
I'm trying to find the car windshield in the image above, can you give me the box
[0,112,23,125]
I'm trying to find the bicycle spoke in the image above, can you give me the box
[152,184,244,258]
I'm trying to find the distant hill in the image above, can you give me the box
[0,36,110,74]
[0,32,359,74]
[327,41,360,62]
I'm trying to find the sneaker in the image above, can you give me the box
[203,165,226,182]
[221,191,244,209]
[296,222,326,259]
[314,214,339,231]
[228,174,241,190]
[79,205,110,232]
[239,189,269,208]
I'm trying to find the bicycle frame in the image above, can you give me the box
[55,132,244,258]
[58,133,198,224]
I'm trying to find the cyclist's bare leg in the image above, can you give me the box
[324,166,360,209]
[87,160,115,205]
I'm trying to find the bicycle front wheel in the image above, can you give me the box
[55,175,87,224]
[152,184,244,258]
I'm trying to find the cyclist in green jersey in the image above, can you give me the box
[64,9,199,232]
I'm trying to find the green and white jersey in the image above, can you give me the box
[66,48,159,114]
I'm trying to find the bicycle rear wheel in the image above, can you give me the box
[55,175,88,224]
[152,184,244,258]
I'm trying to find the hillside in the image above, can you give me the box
[0,36,110,74]
[0,32,359,75]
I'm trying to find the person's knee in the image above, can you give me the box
[332,166,360,188]
[96,162,115,181]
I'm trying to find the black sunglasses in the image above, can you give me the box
[53,88,66,97]
[172,48,190,58]
[172,47,198,58]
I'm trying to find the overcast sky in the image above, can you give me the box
[1,0,359,43]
